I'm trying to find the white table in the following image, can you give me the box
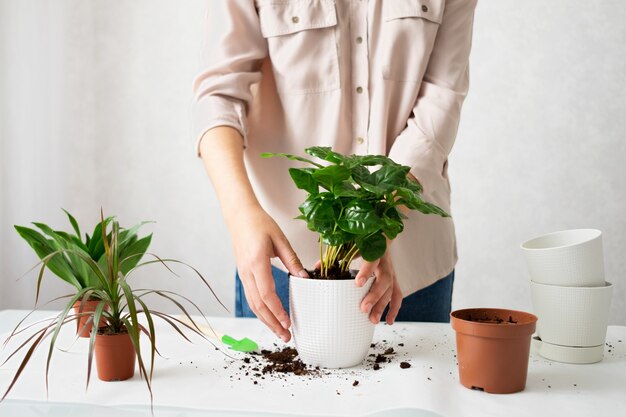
[0,310,624,417]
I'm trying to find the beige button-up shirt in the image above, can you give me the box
[193,0,477,296]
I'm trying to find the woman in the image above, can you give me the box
[192,0,477,342]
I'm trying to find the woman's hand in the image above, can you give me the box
[199,126,307,342]
[355,251,403,325]
[230,206,307,342]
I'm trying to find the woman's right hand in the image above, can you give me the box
[228,206,308,342]
[200,126,307,342]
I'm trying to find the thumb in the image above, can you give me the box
[355,260,378,287]
[274,234,309,278]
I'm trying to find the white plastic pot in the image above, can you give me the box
[521,229,605,287]
[530,281,613,363]
[289,274,374,368]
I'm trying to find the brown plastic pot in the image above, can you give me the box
[95,331,136,381]
[73,300,108,338]
[451,308,537,394]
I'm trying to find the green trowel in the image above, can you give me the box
[178,316,259,353]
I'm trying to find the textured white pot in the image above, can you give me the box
[530,281,613,348]
[289,274,374,368]
[521,229,605,287]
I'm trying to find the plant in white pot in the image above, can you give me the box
[262,147,449,368]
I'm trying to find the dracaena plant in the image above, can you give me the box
[2,211,225,404]
[14,209,152,299]
[262,147,449,278]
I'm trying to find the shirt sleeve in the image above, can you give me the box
[192,1,268,156]
[388,0,477,193]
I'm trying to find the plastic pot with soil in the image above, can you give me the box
[95,328,136,381]
[289,270,374,368]
[451,308,537,394]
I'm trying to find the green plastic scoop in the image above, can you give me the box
[178,316,259,353]
[220,334,259,353]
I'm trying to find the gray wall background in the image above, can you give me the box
[1,1,624,324]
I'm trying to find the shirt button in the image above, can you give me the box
[356,36,363,44]
[292,16,299,23]
[421,5,428,12]
[356,86,363,94]
[356,137,365,145]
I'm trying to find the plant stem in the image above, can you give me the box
[342,243,359,272]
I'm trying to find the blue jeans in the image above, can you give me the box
[235,267,455,323]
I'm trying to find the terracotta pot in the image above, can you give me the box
[73,300,108,338]
[451,308,537,394]
[95,332,136,381]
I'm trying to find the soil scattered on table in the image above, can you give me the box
[259,347,313,376]
[229,337,415,386]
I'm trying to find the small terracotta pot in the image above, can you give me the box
[95,332,136,381]
[451,308,537,394]
[73,300,108,338]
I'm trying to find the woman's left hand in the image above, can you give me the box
[355,251,403,325]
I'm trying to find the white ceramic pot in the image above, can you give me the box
[530,281,613,349]
[533,338,605,364]
[289,274,374,368]
[521,229,604,287]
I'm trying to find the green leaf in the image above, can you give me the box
[344,154,396,169]
[32,222,91,288]
[260,152,323,168]
[120,234,152,275]
[312,165,351,191]
[14,225,82,290]
[360,182,387,196]
[381,211,404,240]
[337,201,383,235]
[299,197,336,234]
[321,229,353,246]
[305,146,344,164]
[396,188,450,217]
[356,233,387,262]
[404,177,423,193]
[88,216,114,260]
[288,168,318,195]
[370,164,411,192]
[332,181,361,198]
[118,221,153,247]
[61,209,81,239]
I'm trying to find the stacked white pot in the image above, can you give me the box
[521,229,613,364]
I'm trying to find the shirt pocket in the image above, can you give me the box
[257,0,340,95]
[382,0,445,82]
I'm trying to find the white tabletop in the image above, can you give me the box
[0,309,624,417]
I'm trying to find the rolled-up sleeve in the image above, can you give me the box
[388,0,477,193]
[192,1,268,156]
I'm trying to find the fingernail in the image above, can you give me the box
[362,303,372,314]
[280,320,290,329]
[298,269,309,278]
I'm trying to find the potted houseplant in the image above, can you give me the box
[14,209,152,337]
[262,147,449,368]
[450,308,538,394]
[2,211,225,403]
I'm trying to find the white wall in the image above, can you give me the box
[1,1,624,324]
